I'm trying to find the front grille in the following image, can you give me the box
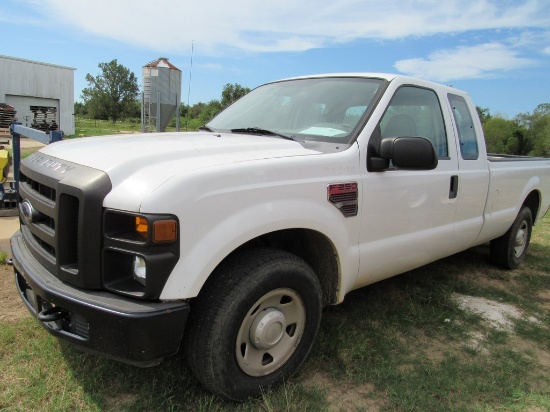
[32,233,56,257]
[18,154,112,289]
[57,193,80,271]
[20,172,56,202]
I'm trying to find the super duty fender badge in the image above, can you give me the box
[26,154,75,174]
[327,182,358,217]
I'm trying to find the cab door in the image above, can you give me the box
[357,85,459,287]
[447,93,490,246]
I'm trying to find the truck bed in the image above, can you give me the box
[488,153,549,162]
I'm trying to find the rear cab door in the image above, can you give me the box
[446,92,490,247]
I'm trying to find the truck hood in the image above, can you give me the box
[39,131,320,211]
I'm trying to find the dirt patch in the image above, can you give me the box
[103,393,139,410]
[304,372,389,412]
[0,265,29,324]
[511,336,550,369]
[451,294,548,358]
[452,294,525,332]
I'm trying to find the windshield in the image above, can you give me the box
[207,77,386,144]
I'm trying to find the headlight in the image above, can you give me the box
[133,256,147,286]
[103,210,180,299]
[104,211,177,244]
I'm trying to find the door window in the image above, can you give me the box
[380,86,448,158]
[448,94,479,160]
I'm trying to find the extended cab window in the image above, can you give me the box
[448,93,479,160]
[380,86,448,158]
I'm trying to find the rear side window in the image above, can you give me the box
[448,94,479,160]
[380,86,448,158]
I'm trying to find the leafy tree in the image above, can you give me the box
[82,59,140,123]
[476,106,492,123]
[73,102,88,116]
[221,83,251,108]
[125,99,141,120]
[517,103,550,157]
[199,100,223,124]
[482,116,523,154]
[480,104,550,156]
[177,83,250,130]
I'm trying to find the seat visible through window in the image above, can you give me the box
[382,114,418,138]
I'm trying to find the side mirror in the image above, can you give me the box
[372,136,438,171]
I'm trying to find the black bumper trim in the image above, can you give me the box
[11,230,190,367]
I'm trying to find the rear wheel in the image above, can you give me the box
[185,248,322,400]
[490,206,533,269]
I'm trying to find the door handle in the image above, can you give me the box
[449,175,459,199]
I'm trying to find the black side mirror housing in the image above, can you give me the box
[372,136,438,171]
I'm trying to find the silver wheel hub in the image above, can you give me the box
[250,308,286,350]
[514,221,528,257]
[515,229,525,248]
[236,288,306,377]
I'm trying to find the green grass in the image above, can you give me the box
[74,117,181,138]
[1,217,549,411]
[74,117,142,137]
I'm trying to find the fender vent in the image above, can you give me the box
[327,183,358,217]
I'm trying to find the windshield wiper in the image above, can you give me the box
[199,125,215,132]
[230,127,297,141]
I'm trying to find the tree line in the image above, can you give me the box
[74,59,250,130]
[478,105,550,157]
[76,59,549,157]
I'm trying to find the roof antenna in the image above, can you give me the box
[186,41,194,131]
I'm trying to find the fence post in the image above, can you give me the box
[10,122,21,193]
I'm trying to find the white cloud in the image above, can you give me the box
[394,43,535,81]
[506,30,550,53]
[16,0,550,55]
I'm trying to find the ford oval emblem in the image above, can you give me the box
[21,200,36,224]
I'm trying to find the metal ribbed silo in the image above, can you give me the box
[141,57,182,132]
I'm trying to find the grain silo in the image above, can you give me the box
[141,57,182,132]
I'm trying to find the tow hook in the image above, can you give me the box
[38,307,69,322]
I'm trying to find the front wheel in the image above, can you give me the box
[490,206,533,269]
[185,248,322,400]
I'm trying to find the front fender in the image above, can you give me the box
[160,196,359,300]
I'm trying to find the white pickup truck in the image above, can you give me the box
[11,73,550,400]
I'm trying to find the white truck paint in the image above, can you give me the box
[12,73,550,400]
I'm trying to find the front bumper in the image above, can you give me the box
[11,230,190,367]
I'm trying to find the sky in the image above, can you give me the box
[1,0,549,118]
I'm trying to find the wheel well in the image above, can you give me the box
[227,229,340,307]
[522,191,540,223]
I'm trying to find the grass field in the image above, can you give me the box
[74,117,142,137]
[1,215,549,411]
[74,117,182,137]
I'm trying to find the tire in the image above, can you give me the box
[185,248,322,400]
[490,206,533,269]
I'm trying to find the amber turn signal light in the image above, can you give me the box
[135,216,149,238]
[153,220,178,243]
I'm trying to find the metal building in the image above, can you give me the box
[0,55,75,135]
[142,57,182,132]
